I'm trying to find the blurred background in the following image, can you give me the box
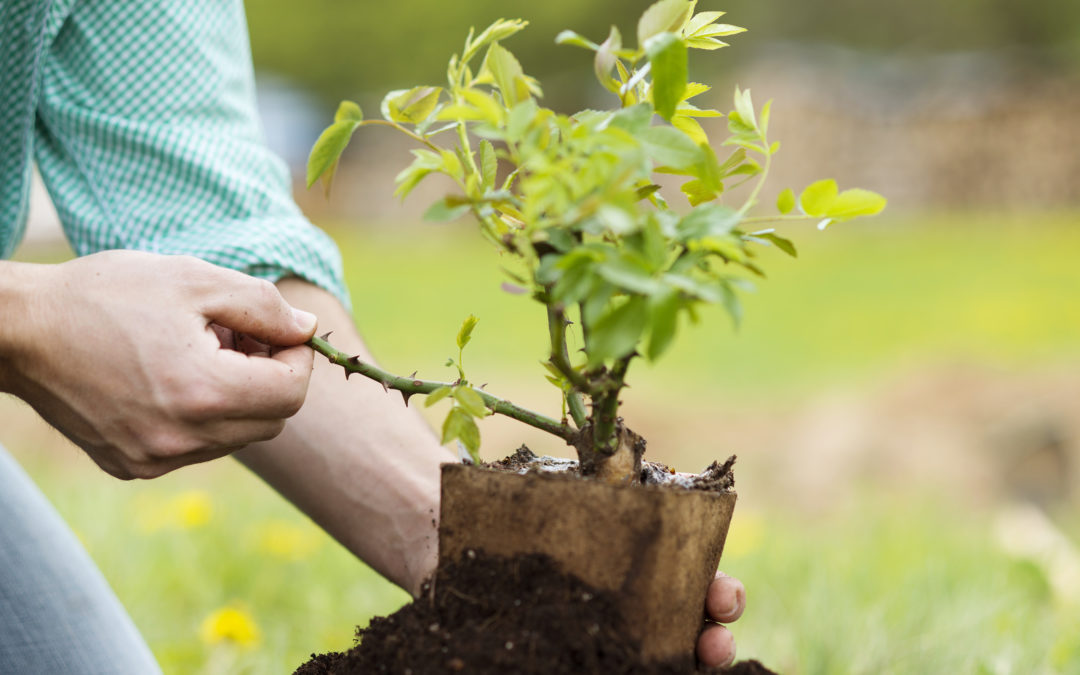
[5,0,1080,672]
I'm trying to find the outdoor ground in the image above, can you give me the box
[3,212,1079,673]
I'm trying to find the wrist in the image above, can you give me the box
[0,261,48,392]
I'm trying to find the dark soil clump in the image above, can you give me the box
[295,550,775,675]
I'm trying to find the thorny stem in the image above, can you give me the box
[308,335,577,444]
[545,305,589,428]
[591,353,633,455]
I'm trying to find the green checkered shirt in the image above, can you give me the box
[0,0,349,308]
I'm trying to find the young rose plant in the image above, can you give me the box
[305,0,886,484]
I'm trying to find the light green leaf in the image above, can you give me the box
[555,29,599,50]
[425,386,453,407]
[684,11,725,35]
[453,386,491,418]
[799,179,839,217]
[424,197,471,222]
[638,0,692,47]
[479,140,497,191]
[383,86,443,125]
[594,26,623,93]
[334,100,363,124]
[777,188,796,214]
[442,406,480,454]
[587,296,649,367]
[645,32,687,121]
[826,189,887,220]
[485,43,529,107]
[639,126,703,169]
[733,87,757,132]
[457,314,479,350]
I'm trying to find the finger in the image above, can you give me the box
[706,571,746,623]
[235,332,273,357]
[697,623,736,669]
[209,345,313,420]
[196,270,317,347]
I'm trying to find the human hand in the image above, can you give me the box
[0,251,317,479]
[697,571,746,668]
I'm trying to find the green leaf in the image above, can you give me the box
[826,189,887,220]
[645,32,687,121]
[424,197,471,222]
[383,86,443,125]
[594,26,623,93]
[777,188,796,214]
[485,43,529,107]
[587,296,649,367]
[760,232,797,257]
[306,105,362,191]
[554,29,599,50]
[608,103,654,135]
[334,100,363,124]
[799,179,839,217]
[597,257,663,295]
[639,126,703,169]
[676,204,740,240]
[506,99,540,141]
[733,87,757,132]
[453,386,490,418]
[425,386,453,407]
[479,140,497,191]
[646,290,680,361]
[442,406,480,454]
[457,314,479,350]
[638,0,692,47]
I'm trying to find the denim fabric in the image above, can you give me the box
[0,445,161,674]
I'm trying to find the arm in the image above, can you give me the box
[235,278,453,596]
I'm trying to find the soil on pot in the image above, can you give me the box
[294,548,776,675]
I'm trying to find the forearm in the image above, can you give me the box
[235,278,453,596]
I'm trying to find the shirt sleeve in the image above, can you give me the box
[32,0,350,310]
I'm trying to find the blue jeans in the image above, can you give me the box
[0,445,161,674]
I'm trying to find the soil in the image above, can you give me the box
[294,550,774,675]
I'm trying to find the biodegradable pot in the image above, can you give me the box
[438,463,737,665]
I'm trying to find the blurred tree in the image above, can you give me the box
[245,0,1080,110]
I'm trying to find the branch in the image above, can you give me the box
[308,335,577,444]
[546,306,591,428]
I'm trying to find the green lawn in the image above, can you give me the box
[7,211,1080,673]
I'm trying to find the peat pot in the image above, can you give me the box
[438,463,737,665]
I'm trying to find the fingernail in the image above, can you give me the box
[292,308,317,332]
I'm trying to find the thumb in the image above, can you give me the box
[198,274,318,346]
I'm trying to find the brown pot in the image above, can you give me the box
[437,463,737,665]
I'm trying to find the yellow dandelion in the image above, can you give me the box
[199,605,261,648]
[173,490,212,529]
[255,519,321,561]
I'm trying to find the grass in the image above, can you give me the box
[5,211,1080,673]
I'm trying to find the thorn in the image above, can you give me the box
[348,355,361,364]
[380,380,390,393]
[480,383,488,389]
[410,371,418,378]
[319,331,333,341]
[345,370,352,380]
[401,391,413,406]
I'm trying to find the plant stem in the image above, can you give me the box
[591,353,633,455]
[545,305,589,428]
[308,335,577,443]
[741,214,815,225]
[360,120,441,153]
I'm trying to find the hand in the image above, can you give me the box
[697,571,746,668]
[0,251,317,479]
